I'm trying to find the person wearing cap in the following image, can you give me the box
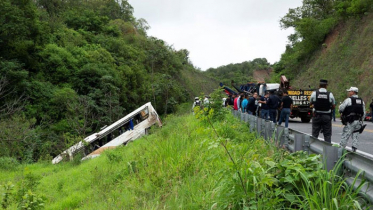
[309,79,336,143]
[339,87,366,152]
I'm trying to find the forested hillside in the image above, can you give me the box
[0,0,216,162]
[204,58,272,85]
[274,0,373,102]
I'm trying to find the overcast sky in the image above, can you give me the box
[128,0,303,70]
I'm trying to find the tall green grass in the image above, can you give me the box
[0,107,369,209]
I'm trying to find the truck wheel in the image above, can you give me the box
[301,117,311,123]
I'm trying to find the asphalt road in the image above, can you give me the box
[288,118,373,155]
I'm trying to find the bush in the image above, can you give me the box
[0,157,20,171]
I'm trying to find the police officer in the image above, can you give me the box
[339,87,366,152]
[310,79,335,143]
[192,97,201,110]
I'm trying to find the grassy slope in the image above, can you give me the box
[0,106,366,209]
[179,68,219,99]
[0,108,268,209]
[292,13,373,103]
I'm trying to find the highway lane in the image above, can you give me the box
[287,118,373,155]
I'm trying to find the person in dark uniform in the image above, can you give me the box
[247,92,258,115]
[309,79,335,143]
[278,90,293,128]
[267,90,281,123]
[259,92,270,120]
[339,87,366,152]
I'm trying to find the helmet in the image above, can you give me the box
[195,97,199,100]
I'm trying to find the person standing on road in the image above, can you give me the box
[241,94,249,112]
[237,93,243,112]
[309,79,335,143]
[259,92,270,120]
[370,99,373,123]
[247,92,258,115]
[278,90,293,128]
[267,90,281,123]
[233,94,239,110]
[339,87,366,152]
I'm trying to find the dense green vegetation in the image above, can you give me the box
[274,0,373,102]
[1,0,372,208]
[204,58,271,85]
[290,12,373,103]
[0,102,367,209]
[0,0,216,162]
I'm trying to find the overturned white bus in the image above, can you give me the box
[52,102,162,164]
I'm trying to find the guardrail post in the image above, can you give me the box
[249,115,254,132]
[257,117,262,138]
[240,112,244,121]
[294,133,305,152]
[244,113,249,123]
[323,145,339,172]
[261,119,266,138]
[270,122,276,141]
[265,121,271,141]
[303,135,310,154]
[284,128,289,148]
[252,115,258,131]
[277,126,285,147]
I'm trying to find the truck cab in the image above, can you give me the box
[258,83,280,96]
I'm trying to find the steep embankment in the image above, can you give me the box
[0,109,267,209]
[0,107,365,209]
[292,13,373,102]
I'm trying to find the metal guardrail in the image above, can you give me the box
[231,110,373,203]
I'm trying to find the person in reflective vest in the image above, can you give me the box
[309,79,335,143]
[339,87,366,152]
